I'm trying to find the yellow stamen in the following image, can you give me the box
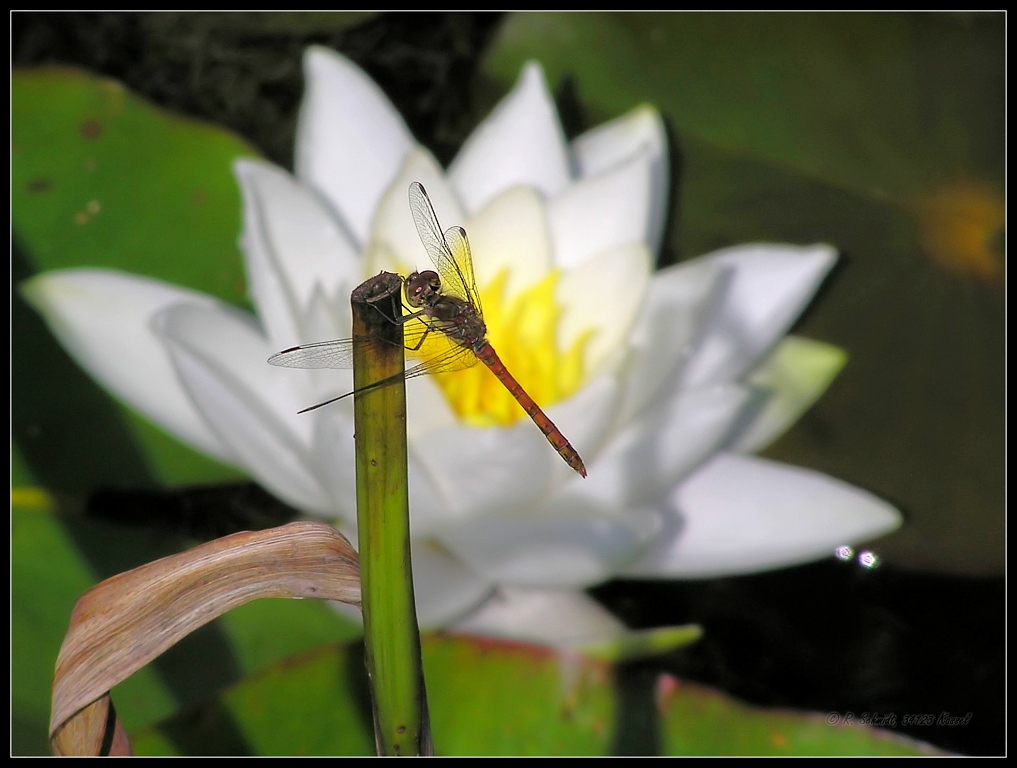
[417,269,593,427]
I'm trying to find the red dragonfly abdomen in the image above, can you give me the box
[473,342,588,478]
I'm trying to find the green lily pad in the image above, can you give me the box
[11,441,36,487]
[483,12,1004,575]
[135,633,616,756]
[12,67,255,296]
[12,67,258,487]
[132,633,944,755]
[656,674,941,755]
[11,497,94,756]
[423,634,615,755]
[487,13,1002,202]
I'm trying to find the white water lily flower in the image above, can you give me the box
[23,47,900,646]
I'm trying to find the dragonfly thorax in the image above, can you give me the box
[405,268,488,348]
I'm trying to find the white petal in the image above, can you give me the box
[301,281,354,350]
[448,62,570,215]
[466,186,553,300]
[368,148,466,275]
[405,448,462,533]
[411,540,495,629]
[565,384,752,511]
[323,531,494,631]
[539,373,622,482]
[548,143,655,270]
[408,370,621,533]
[21,269,234,463]
[301,383,458,528]
[680,244,838,389]
[329,397,458,537]
[308,407,358,524]
[571,105,669,253]
[234,159,360,349]
[155,303,333,515]
[318,495,493,629]
[437,497,661,589]
[556,242,652,379]
[453,587,627,646]
[618,257,724,424]
[728,336,848,454]
[622,453,902,578]
[406,414,557,531]
[404,368,461,438]
[295,46,415,246]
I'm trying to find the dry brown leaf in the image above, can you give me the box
[50,521,361,755]
[50,693,132,756]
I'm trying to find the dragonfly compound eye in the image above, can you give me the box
[405,271,428,307]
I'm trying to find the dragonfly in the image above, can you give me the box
[268,181,587,478]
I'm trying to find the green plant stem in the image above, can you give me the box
[351,272,430,756]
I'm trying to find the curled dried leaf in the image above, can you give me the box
[50,521,360,755]
[50,693,132,757]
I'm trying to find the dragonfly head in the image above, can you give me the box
[405,270,442,308]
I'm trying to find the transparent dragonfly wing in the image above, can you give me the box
[267,312,479,377]
[403,315,479,375]
[442,225,483,318]
[408,182,483,319]
[267,337,356,369]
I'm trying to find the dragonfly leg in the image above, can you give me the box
[363,291,404,327]
[358,297,438,357]
[363,291,429,330]
[396,308,427,326]
[405,321,437,352]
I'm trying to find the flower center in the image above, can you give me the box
[420,269,593,428]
